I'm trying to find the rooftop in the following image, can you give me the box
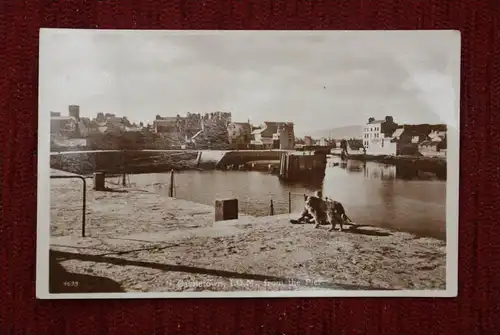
[419,140,440,147]
[392,128,405,138]
[366,119,385,125]
[252,128,265,134]
[154,117,178,122]
[51,116,76,121]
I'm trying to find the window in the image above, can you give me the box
[382,139,384,147]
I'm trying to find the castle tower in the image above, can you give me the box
[68,105,80,121]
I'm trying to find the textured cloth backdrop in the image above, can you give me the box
[1,0,499,334]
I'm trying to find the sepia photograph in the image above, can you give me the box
[37,29,460,299]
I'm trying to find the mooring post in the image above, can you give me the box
[93,172,105,191]
[169,169,175,197]
[215,198,238,221]
[288,192,292,213]
[269,199,274,215]
[122,150,126,186]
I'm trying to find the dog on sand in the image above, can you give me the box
[292,191,355,231]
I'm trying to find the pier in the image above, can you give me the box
[50,149,291,175]
[278,151,327,181]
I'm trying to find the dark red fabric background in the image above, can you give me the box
[1,0,500,334]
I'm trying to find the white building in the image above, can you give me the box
[251,121,295,149]
[227,122,252,145]
[363,116,399,155]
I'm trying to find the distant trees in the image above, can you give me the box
[295,137,305,145]
[347,138,364,150]
[88,129,146,150]
[121,117,132,127]
[437,136,447,150]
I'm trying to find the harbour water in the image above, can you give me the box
[124,156,446,240]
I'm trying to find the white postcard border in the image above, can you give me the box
[36,29,461,299]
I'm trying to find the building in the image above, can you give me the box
[50,115,78,139]
[50,105,85,138]
[418,129,447,157]
[363,116,399,155]
[316,138,332,147]
[394,124,446,156]
[153,117,178,133]
[428,130,447,142]
[418,140,446,157]
[227,122,252,146]
[363,118,448,156]
[251,121,295,149]
[251,123,276,148]
[277,122,295,149]
[303,136,313,147]
[77,117,93,137]
[68,105,80,121]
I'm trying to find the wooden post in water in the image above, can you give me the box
[169,169,175,197]
[279,153,285,177]
[288,192,292,213]
[269,199,274,215]
[285,154,290,179]
[121,150,126,187]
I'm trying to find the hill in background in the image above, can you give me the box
[302,125,363,140]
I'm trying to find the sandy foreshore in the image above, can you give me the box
[48,173,446,293]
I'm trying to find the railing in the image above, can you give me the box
[50,175,87,237]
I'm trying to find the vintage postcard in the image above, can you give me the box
[37,29,460,299]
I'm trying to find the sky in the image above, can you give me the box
[39,29,460,136]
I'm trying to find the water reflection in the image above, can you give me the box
[321,156,446,240]
[331,157,442,181]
